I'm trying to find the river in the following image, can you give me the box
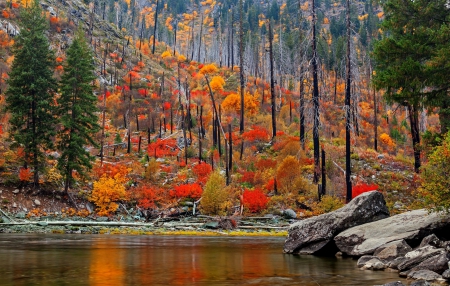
[0,234,406,285]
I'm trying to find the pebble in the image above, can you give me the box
[0,190,2,194]
[23,207,27,212]
[13,189,20,194]
[12,202,17,208]
[55,195,61,200]
[34,199,41,206]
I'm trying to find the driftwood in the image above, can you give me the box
[0,220,288,230]
[0,208,15,223]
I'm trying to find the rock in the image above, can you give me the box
[96,217,109,222]
[378,154,385,159]
[284,191,389,254]
[37,221,48,227]
[22,207,27,212]
[203,221,219,229]
[411,252,450,274]
[407,270,442,281]
[410,281,431,286]
[419,234,442,248]
[388,257,407,270]
[374,240,412,262]
[283,209,297,219]
[86,202,94,213]
[15,212,26,219]
[398,246,444,271]
[382,282,405,286]
[335,209,450,256]
[12,202,17,208]
[358,256,387,270]
[442,269,450,279]
[357,255,376,268]
[13,189,20,194]
[34,199,41,206]
[55,195,61,200]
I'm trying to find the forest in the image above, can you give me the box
[0,0,449,220]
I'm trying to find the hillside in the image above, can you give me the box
[0,0,435,221]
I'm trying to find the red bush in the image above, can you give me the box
[240,171,255,185]
[352,183,379,199]
[170,183,202,200]
[243,189,269,213]
[242,125,270,143]
[135,186,159,209]
[147,138,178,158]
[192,162,212,185]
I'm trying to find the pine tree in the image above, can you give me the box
[57,28,100,194]
[5,0,57,188]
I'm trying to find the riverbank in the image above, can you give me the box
[0,212,289,237]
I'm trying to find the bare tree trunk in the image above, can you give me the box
[152,0,159,54]
[239,0,245,133]
[345,0,352,203]
[312,0,320,184]
[269,20,276,140]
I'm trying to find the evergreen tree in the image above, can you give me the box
[57,28,100,194]
[5,0,57,188]
[373,0,450,172]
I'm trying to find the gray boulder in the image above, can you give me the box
[382,282,405,286]
[442,269,450,279]
[284,191,389,254]
[410,252,450,274]
[398,246,444,271]
[407,270,442,281]
[359,256,387,270]
[357,255,376,268]
[335,209,450,256]
[283,209,297,219]
[374,240,412,262]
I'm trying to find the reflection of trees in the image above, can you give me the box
[89,240,125,286]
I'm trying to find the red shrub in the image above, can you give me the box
[240,171,255,185]
[255,158,277,170]
[242,125,270,143]
[352,183,379,199]
[243,189,269,213]
[135,186,159,209]
[170,183,202,200]
[192,162,212,185]
[147,138,178,158]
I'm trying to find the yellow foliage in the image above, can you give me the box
[380,133,396,148]
[90,174,127,216]
[199,63,218,74]
[200,170,228,215]
[209,75,225,92]
[358,14,369,21]
[161,50,172,58]
[178,54,187,62]
[276,156,310,194]
[323,17,330,24]
[221,91,259,115]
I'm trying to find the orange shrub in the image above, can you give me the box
[19,167,32,181]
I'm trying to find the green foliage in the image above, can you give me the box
[419,132,450,212]
[5,0,57,186]
[57,28,100,192]
[200,170,228,215]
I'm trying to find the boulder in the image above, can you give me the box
[398,246,444,271]
[283,209,297,219]
[442,269,450,279]
[335,209,450,256]
[419,234,443,248]
[407,270,442,281]
[410,252,450,274]
[374,240,412,262]
[284,191,389,254]
[357,255,376,268]
[382,282,405,286]
[359,257,387,270]
[388,257,407,270]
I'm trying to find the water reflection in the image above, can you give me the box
[0,234,407,285]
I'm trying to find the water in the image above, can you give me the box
[0,234,406,285]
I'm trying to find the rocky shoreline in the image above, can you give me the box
[0,212,289,236]
[284,191,450,285]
